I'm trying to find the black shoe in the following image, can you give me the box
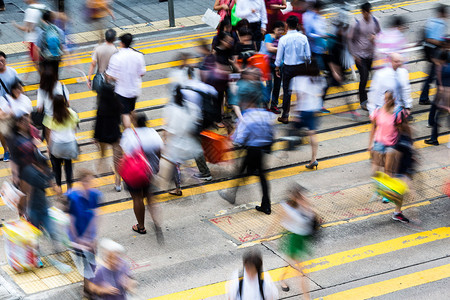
[424,139,439,146]
[193,173,212,181]
[360,101,368,111]
[392,212,409,223]
[419,99,431,105]
[255,206,271,215]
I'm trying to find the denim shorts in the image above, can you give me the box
[294,111,317,131]
[373,142,396,154]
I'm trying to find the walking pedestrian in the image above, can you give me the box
[367,53,412,115]
[85,0,115,42]
[275,15,311,124]
[292,61,326,170]
[271,184,315,299]
[347,2,381,111]
[88,239,136,299]
[94,83,123,191]
[425,49,450,146]
[419,4,448,105]
[0,81,33,120]
[265,0,286,32]
[235,0,268,50]
[120,114,164,244]
[87,29,117,91]
[0,51,20,161]
[214,0,236,22]
[219,87,274,214]
[36,67,70,142]
[106,33,146,128]
[368,91,410,223]
[45,95,79,191]
[302,0,327,71]
[260,20,285,113]
[12,0,48,71]
[67,169,101,298]
[227,249,278,300]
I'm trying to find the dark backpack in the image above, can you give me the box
[182,87,220,133]
[238,272,265,300]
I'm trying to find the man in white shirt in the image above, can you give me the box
[367,53,413,115]
[106,33,146,127]
[235,0,268,50]
[13,0,48,67]
[274,15,311,123]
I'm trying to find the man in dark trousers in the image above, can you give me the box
[274,15,311,124]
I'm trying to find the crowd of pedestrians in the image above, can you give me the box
[0,0,448,299]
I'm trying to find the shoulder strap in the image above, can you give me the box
[60,82,68,104]
[372,16,380,32]
[0,78,10,96]
[237,271,265,300]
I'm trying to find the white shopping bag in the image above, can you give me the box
[202,8,221,29]
[0,181,25,212]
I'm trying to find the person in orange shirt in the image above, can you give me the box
[85,0,115,42]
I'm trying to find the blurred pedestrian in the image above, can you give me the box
[291,61,326,170]
[0,81,32,120]
[265,0,286,32]
[235,0,268,50]
[36,10,65,77]
[85,0,115,42]
[0,51,20,161]
[347,2,381,111]
[302,1,327,71]
[67,169,101,298]
[219,87,274,214]
[234,27,257,66]
[425,49,450,146]
[212,18,239,50]
[106,33,146,128]
[88,239,136,299]
[45,95,79,191]
[214,0,236,22]
[227,249,278,300]
[368,91,410,223]
[419,4,448,105]
[37,67,70,142]
[271,184,315,298]
[275,15,311,124]
[260,20,285,113]
[94,83,123,192]
[120,114,164,243]
[13,0,48,71]
[87,29,118,91]
[376,16,409,62]
[367,53,412,115]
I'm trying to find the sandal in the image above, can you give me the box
[132,224,147,234]
[169,190,182,196]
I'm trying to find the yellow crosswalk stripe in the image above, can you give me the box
[318,263,450,300]
[147,227,450,300]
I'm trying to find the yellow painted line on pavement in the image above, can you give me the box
[98,134,449,216]
[13,37,213,75]
[9,32,214,69]
[319,263,450,300]
[147,227,450,300]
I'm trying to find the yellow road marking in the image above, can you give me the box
[318,263,450,300]
[14,38,213,74]
[147,227,450,300]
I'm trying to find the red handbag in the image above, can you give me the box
[200,130,231,164]
[118,129,153,188]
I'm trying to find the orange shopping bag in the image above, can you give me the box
[247,54,271,81]
[200,130,231,164]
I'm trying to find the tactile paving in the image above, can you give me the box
[210,167,449,244]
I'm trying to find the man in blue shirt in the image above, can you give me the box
[219,87,274,214]
[420,4,448,105]
[275,16,311,124]
[303,1,327,70]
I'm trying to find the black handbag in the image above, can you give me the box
[30,110,45,128]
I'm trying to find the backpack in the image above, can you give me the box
[238,272,265,300]
[41,24,63,60]
[182,87,219,133]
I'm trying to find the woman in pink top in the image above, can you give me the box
[368,91,410,223]
[368,91,404,176]
[214,0,236,22]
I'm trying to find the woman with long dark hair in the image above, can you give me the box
[45,94,79,190]
[94,84,123,191]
